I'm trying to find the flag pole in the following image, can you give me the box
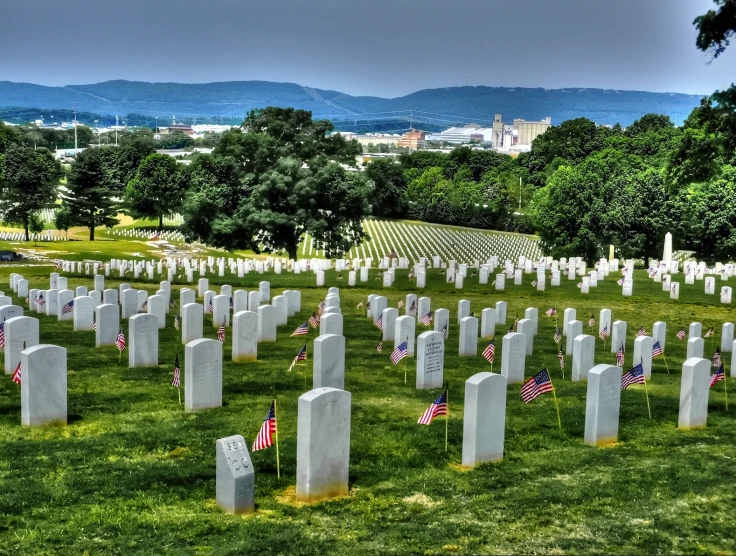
[725,372,729,412]
[546,362,562,430]
[642,358,652,420]
[445,384,449,453]
[273,392,281,479]
[404,355,408,385]
[661,351,670,374]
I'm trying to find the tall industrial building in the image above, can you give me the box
[513,117,552,146]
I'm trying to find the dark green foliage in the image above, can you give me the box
[126,153,188,230]
[366,159,408,218]
[61,147,120,240]
[0,144,62,240]
[182,107,370,259]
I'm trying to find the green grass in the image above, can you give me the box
[0,263,735,554]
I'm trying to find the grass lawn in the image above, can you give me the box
[0,262,734,554]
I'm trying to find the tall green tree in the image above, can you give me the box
[126,153,187,230]
[0,144,62,240]
[182,107,369,259]
[61,147,119,240]
[687,165,736,264]
[366,159,408,218]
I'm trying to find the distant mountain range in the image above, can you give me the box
[0,80,706,131]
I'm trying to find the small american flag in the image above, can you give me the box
[174,315,180,330]
[563,270,568,276]
[588,315,595,327]
[713,349,721,367]
[441,323,448,339]
[513,316,518,330]
[709,364,725,388]
[149,232,161,240]
[24,296,29,304]
[291,322,309,336]
[61,299,74,315]
[141,300,148,311]
[375,315,383,330]
[621,363,645,389]
[287,345,308,372]
[408,271,414,280]
[92,317,97,331]
[11,361,21,385]
[376,337,383,353]
[417,390,448,425]
[409,300,416,312]
[36,293,45,306]
[170,297,176,308]
[554,328,562,344]
[482,339,495,363]
[677,328,686,341]
[116,330,126,352]
[0,322,4,348]
[545,307,556,317]
[520,368,554,403]
[635,327,646,338]
[617,278,624,286]
[704,327,715,338]
[398,300,404,309]
[308,312,320,328]
[172,355,181,387]
[390,341,408,365]
[652,341,663,357]
[420,312,432,326]
[616,345,625,367]
[557,350,564,369]
[253,401,277,452]
[217,321,226,343]
[207,300,213,313]
[577,282,583,289]
[317,301,326,316]
[357,301,363,310]
[599,326,608,341]
[531,280,537,287]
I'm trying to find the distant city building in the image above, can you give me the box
[513,116,552,146]
[425,124,493,144]
[397,129,425,149]
[158,123,194,136]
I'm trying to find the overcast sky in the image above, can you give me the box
[1,0,734,97]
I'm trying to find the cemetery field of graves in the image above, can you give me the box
[1,259,736,555]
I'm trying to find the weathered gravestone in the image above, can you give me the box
[584,364,621,447]
[5,316,39,375]
[258,305,278,342]
[572,334,595,382]
[147,294,166,329]
[185,338,223,411]
[319,312,342,337]
[21,344,67,426]
[458,316,478,356]
[611,320,627,354]
[416,331,444,389]
[633,335,654,379]
[232,311,258,361]
[501,332,526,384]
[296,387,351,503]
[678,357,710,430]
[687,337,704,359]
[394,316,416,356]
[128,314,159,367]
[462,372,507,467]
[216,435,255,514]
[518,319,535,355]
[313,334,345,389]
[566,320,583,356]
[95,303,119,347]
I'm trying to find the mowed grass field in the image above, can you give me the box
[0,262,735,555]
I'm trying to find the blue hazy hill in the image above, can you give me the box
[0,80,705,128]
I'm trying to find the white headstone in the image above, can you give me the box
[185,338,223,411]
[232,311,258,361]
[313,334,345,389]
[394,316,416,356]
[687,337,704,359]
[611,320,627,354]
[518,319,535,355]
[21,344,67,427]
[296,387,351,503]
[566,320,583,356]
[416,331,444,389]
[495,301,507,325]
[4,316,39,375]
[215,435,255,514]
[320,312,343,337]
[678,357,710,430]
[572,334,595,382]
[73,296,94,331]
[458,316,478,356]
[481,308,496,339]
[128,314,159,367]
[584,364,621,447]
[95,303,119,347]
[461,372,507,467]
[633,335,654,379]
[501,332,526,384]
[258,305,277,342]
